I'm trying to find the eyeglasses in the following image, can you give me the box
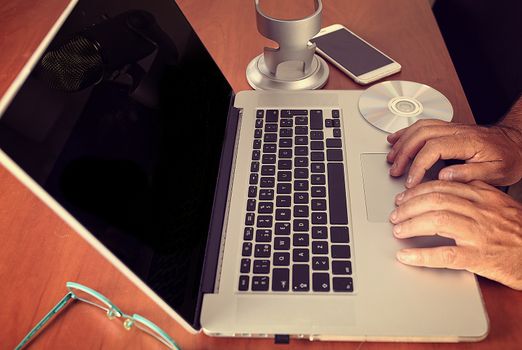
[15,282,180,350]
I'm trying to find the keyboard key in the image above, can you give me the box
[276,195,291,207]
[293,248,309,262]
[311,174,326,185]
[294,168,308,179]
[253,139,262,149]
[254,244,271,258]
[327,149,343,161]
[279,149,292,158]
[277,183,291,194]
[332,110,340,118]
[311,141,324,150]
[260,177,275,188]
[333,119,341,127]
[311,163,325,173]
[275,222,291,235]
[333,277,354,292]
[255,229,272,242]
[280,119,293,127]
[255,129,262,138]
[295,116,308,125]
[311,186,326,197]
[327,163,349,224]
[257,215,272,227]
[259,189,274,200]
[331,245,351,259]
[310,130,323,140]
[294,180,309,191]
[295,126,308,135]
[313,273,330,292]
[293,219,309,232]
[326,138,342,148]
[312,256,329,270]
[262,154,276,164]
[242,242,252,256]
[292,265,310,291]
[295,146,308,156]
[253,259,270,274]
[266,109,278,122]
[294,157,309,167]
[256,110,264,118]
[261,165,275,176]
[239,275,249,291]
[274,237,290,250]
[312,226,328,239]
[279,138,292,148]
[265,123,278,133]
[312,212,327,224]
[281,109,307,117]
[245,213,255,226]
[251,162,259,172]
[311,199,327,211]
[325,119,333,128]
[273,252,290,266]
[252,276,270,291]
[240,259,251,273]
[277,171,292,182]
[272,268,290,291]
[255,119,263,128]
[331,227,349,243]
[263,143,277,153]
[275,208,291,221]
[333,128,342,138]
[332,260,352,275]
[294,192,309,204]
[310,110,323,130]
[278,159,292,170]
[295,136,308,145]
[247,198,256,211]
[293,234,310,247]
[244,227,254,240]
[311,152,324,161]
[280,128,292,137]
[252,150,260,160]
[294,205,309,218]
[312,241,328,255]
[264,133,277,142]
[249,173,259,185]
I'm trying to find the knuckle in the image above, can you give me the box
[440,246,458,266]
[434,210,451,227]
[427,192,446,206]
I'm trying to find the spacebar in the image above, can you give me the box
[327,163,348,224]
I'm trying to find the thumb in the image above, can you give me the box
[438,162,501,184]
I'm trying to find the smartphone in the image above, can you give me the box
[310,24,401,85]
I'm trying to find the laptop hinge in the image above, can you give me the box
[193,92,240,329]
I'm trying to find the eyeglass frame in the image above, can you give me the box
[15,281,180,350]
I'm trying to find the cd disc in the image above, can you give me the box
[358,80,453,134]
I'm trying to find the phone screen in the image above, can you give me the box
[311,28,393,76]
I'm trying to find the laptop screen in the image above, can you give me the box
[0,0,233,327]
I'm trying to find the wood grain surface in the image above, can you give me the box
[1,0,520,349]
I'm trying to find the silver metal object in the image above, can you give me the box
[358,80,453,133]
[246,0,329,90]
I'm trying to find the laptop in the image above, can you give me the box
[0,0,488,343]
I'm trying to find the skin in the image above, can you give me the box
[386,96,522,290]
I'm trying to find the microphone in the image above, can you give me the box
[40,10,173,92]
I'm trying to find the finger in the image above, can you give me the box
[396,246,471,270]
[387,127,408,145]
[387,120,448,165]
[439,162,508,186]
[390,191,475,224]
[392,210,476,241]
[405,136,479,188]
[395,180,481,205]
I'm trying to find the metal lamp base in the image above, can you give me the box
[246,53,329,91]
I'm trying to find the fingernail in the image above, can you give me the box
[388,148,396,158]
[397,251,415,263]
[390,210,397,222]
[395,191,404,203]
[393,224,402,236]
[406,176,413,186]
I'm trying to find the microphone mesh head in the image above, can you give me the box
[40,36,104,92]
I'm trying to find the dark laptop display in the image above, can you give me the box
[0,0,233,327]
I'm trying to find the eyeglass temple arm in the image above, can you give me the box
[15,292,75,350]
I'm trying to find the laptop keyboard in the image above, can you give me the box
[238,109,354,293]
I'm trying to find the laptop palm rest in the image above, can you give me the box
[361,153,443,222]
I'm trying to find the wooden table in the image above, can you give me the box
[1,0,520,349]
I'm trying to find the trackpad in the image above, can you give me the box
[360,153,442,222]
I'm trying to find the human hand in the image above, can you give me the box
[386,119,522,188]
[389,179,522,290]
